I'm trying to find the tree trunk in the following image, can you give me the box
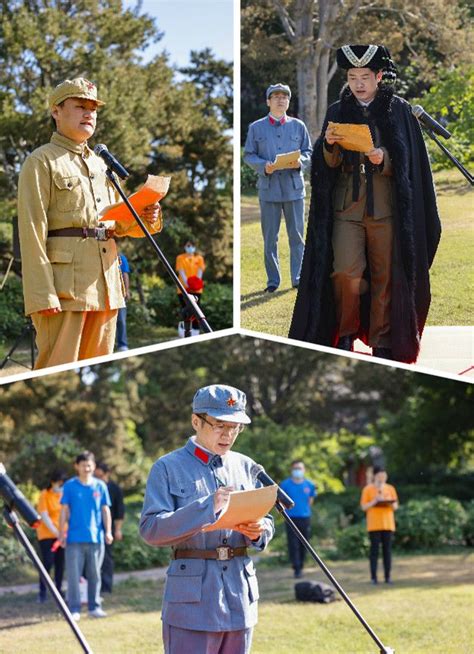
[294,0,319,139]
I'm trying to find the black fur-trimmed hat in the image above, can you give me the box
[336,44,397,85]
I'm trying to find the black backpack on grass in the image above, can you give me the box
[295,580,338,603]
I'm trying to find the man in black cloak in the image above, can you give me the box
[289,44,441,363]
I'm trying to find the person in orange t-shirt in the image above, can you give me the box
[175,239,206,335]
[37,470,67,602]
[360,466,399,585]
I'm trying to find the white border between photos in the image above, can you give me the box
[233,0,241,331]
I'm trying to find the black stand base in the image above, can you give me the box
[3,507,94,653]
[277,502,394,654]
[105,169,212,334]
[0,318,36,370]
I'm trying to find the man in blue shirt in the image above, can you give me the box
[140,384,275,654]
[116,250,130,351]
[244,84,312,293]
[280,460,317,578]
[59,451,112,621]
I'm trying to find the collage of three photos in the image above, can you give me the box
[0,1,473,653]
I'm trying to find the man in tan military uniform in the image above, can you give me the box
[17,77,161,368]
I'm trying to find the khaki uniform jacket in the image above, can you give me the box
[324,121,393,220]
[18,133,144,316]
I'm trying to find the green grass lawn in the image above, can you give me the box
[0,553,472,653]
[241,169,474,336]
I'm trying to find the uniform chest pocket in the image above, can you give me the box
[169,480,203,508]
[290,134,301,148]
[53,174,85,213]
[165,559,204,603]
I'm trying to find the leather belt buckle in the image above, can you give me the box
[95,224,109,241]
[359,163,366,175]
[216,546,232,561]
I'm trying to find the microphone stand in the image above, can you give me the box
[422,128,474,186]
[275,500,395,654]
[2,506,94,654]
[104,169,212,334]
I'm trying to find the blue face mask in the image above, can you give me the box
[185,245,196,254]
[291,469,304,480]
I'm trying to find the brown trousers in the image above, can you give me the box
[331,214,393,348]
[31,309,118,369]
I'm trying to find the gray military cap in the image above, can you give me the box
[266,83,291,100]
[192,384,251,424]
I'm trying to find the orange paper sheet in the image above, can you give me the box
[273,149,301,170]
[203,485,277,532]
[100,174,171,226]
[327,122,374,153]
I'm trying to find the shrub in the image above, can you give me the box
[0,275,25,344]
[335,523,369,559]
[462,500,474,546]
[146,282,232,331]
[241,149,258,192]
[114,502,170,571]
[395,497,467,550]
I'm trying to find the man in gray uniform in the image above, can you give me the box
[244,84,312,292]
[140,384,275,654]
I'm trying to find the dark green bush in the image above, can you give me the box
[0,276,25,343]
[462,500,474,546]
[146,282,232,331]
[241,149,258,192]
[114,502,170,571]
[395,497,467,550]
[335,523,369,559]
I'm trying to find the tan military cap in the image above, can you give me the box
[49,77,105,110]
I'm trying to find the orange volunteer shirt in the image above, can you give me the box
[175,253,205,294]
[37,488,62,540]
[360,483,398,532]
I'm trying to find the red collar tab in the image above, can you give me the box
[194,446,211,464]
[269,115,286,125]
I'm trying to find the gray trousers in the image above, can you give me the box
[65,542,104,613]
[259,199,305,288]
[163,623,254,654]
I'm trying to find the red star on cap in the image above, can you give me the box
[227,396,237,406]
[86,81,95,90]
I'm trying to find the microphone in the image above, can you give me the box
[0,463,41,527]
[411,105,451,139]
[94,144,130,179]
[251,464,295,510]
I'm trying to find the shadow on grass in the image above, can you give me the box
[241,287,294,311]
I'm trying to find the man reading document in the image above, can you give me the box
[290,45,441,363]
[140,384,275,654]
[244,84,312,292]
[17,77,162,368]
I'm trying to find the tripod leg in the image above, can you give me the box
[4,508,94,653]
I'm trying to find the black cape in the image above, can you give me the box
[289,86,441,363]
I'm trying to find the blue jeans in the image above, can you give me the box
[115,307,128,350]
[65,542,104,612]
[259,198,305,288]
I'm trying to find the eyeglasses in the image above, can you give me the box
[200,415,243,434]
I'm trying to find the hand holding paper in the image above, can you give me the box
[327,122,374,153]
[203,485,277,532]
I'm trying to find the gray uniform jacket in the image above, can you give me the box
[139,437,275,632]
[243,115,312,203]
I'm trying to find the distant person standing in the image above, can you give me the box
[116,250,131,352]
[59,451,112,621]
[243,84,312,292]
[95,462,125,593]
[36,470,67,603]
[175,239,206,336]
[280,460,317,578]
[360,466,399,584]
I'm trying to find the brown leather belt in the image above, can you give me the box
[173,546,248,561]
[342,163,367,175]
[48,227,115,241]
